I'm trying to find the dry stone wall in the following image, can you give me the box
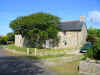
[79,61,100,75]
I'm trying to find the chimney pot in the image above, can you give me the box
[80,16,85,22]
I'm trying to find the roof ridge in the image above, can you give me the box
[62,20,80,23]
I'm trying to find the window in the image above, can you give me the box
[63,40,67,46]
[63,31,66,36]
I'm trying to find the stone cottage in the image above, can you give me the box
[15,16,87,49]
[57,16,87,49]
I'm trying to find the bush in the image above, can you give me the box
[86,40,100,60]
[7,32,15,44]
[87,28,100,42]
[0,36,8,45]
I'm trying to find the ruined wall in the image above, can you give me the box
[15,35,24,47]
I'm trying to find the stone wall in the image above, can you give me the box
[79,61,100,75]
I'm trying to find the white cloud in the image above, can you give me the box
[88,11,100,25]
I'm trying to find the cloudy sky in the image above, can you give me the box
[0,0,100,35]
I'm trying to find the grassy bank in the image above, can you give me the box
[7,45,35,53]
[7,44,71,53]
[5,44,72,59]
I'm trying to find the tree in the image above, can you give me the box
[96,29,100,37]
[10,16,33,36]
[88,28,97,38]
[87,28,100,41]
[10,12,60,48]
[7,32,15,44]
[0,35,8,45]
[85,28,100,59]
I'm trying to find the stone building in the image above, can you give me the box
[57,16,87,49]
[15,16,87,49]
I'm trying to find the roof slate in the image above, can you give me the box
[58,20,83,31]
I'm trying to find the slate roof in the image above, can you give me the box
[58,20,84,31]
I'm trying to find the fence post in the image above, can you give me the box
[27,48,29,56]
[35,48,37,56]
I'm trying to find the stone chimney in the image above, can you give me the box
[80,16,85,23]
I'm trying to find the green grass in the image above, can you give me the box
[6,45,73,59]
[0,44,8,47]
[7,44,71,53]
[7,45,27,52]
[7,45,35,53]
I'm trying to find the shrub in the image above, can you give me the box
[86,40,100,60]
[7,32,15,44]
[0,36,8,45]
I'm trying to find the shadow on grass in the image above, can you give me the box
[0,56,55,75]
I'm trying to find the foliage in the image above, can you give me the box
[7,32,15,43]
[0,35,8,45]
[0,32,15,45]
[85,40,100,60]
[10,12,60,48]
[84,28,100,60]
[87,28,100,41]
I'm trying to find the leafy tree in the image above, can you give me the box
[10,12,60,48]
[88,28,97,38]
[96,29,100,37]
[87,28,100,41]
[7,32,15,44]
[10,16,34,36]
[0,35,8,45]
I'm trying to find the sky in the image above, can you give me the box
[0,0,100,35]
